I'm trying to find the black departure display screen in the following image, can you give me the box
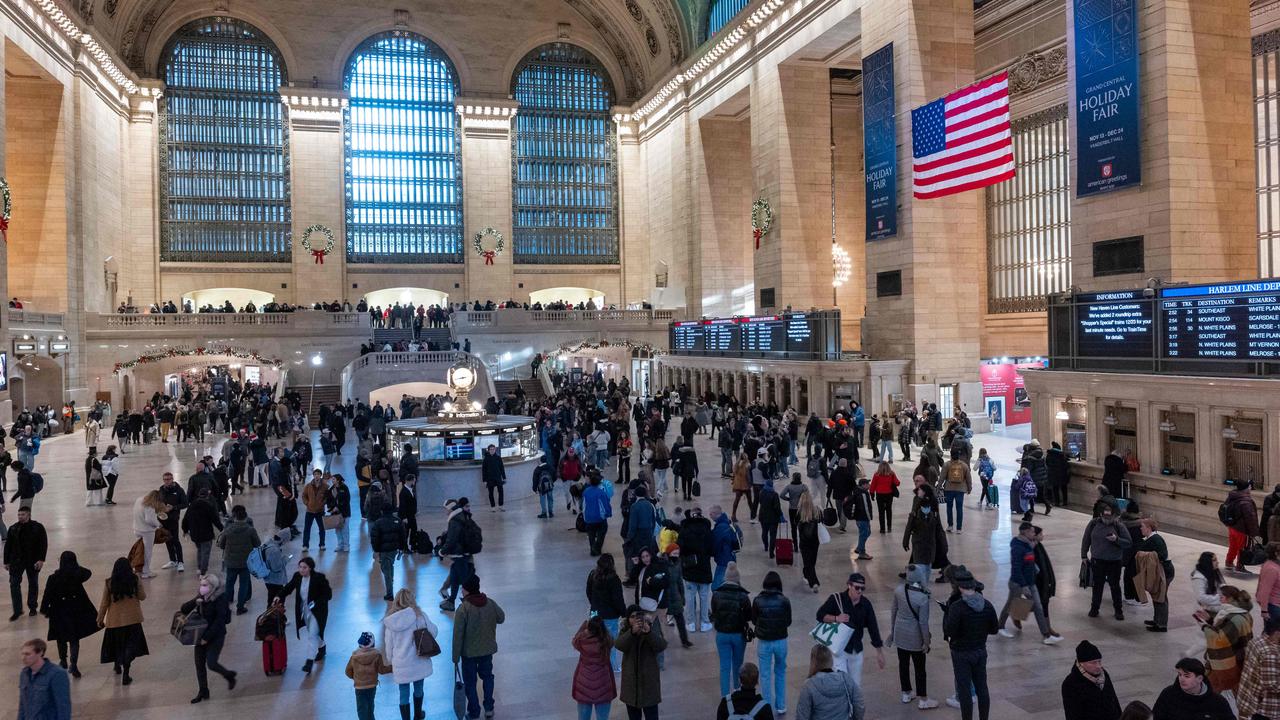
[666,311,840,360]
[1073,290,1154,358]
[1161,281,1280,360]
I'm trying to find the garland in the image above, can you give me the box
[472,227,505,265]
[300,224,335,264]
[113,346,283,374]
[751,198,773,250]
[556,339,666,357]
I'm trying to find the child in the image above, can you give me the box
[657,509,681,555]
[975,449,996,509]
[345,631,392,720]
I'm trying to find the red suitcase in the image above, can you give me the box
[262,636,287,676]
[774,538,794,566]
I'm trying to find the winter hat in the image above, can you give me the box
[666,543,680,556]
[950,566,977,590]
[1075,641,1102,663]
[724,561,741,585]
[462,575,481,595]
[358,632,375,648]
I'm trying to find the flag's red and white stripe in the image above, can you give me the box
[912,72,1015,200]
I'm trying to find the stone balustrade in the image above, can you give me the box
[86,311,369,336]
[452,308,680,330]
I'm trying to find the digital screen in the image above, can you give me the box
[1073,290,1154,358]
[704,319,739,353]
[668,311,839,360]
[1160,281,1280,360]
[473,434,500,460]
[786,314,815,354]
[444,438,474,461]
[671,321,705,353]
[421,437,445,461]
[740,316,786,353]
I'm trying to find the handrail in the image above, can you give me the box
[7,309,65,327]
[90,312,368,329]
[452,308,680,328]
[340,351,497,403]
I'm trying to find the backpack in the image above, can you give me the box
[1218,501,1238,527]
[29,472,43,494]
[806,457,821,479]
[246,544,271,579]
[725,696,768,720]
[461,517,484,554]
[947,462,966,484]
[535,468,555,495]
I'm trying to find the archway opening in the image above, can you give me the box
[182,288,276,311]
[368,381,453,410]
[10,355,63,411]
[529,287,605,308]
[362,287,450,310]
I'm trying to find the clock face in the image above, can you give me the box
[452,367,474,388]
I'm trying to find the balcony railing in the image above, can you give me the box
[7,310,65,328]
[87,311,369,333]
[452,308,680,329]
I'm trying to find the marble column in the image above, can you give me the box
[457,100,518,300]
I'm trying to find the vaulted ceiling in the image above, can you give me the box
[68,0,708,100]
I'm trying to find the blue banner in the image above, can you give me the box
[1072,0,1141,196]
[863,43,897,240]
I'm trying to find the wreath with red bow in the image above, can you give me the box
[0,178,11,242]
[473,227,505,265]
[300,224,335,264]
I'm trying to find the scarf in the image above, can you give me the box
[1076,663,1106,690]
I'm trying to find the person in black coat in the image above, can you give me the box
[1045,442,1070,507]
[39,551,99,677]
[481,445,506,511]
[1031,526,1057,624]
[158,473,188,569]
[180,574,236,703]
[5,506,47,619]
[398,476,419,536]
[1101,449,1127,500]
[279,558,332,673]
[1060,641,1121,720]
[181,489,223,575]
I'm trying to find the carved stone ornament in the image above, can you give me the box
[645,26,659,56]
[625,0,644,23]
[1007,45,1067,96]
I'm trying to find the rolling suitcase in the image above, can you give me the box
[262,636,287,676]
[986,484,999,508]
[774,538,794,566]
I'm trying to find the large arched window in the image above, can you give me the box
[344,31,462,263]
[511,43,618,264]
[706,0,749,39]
[159,17,290,262]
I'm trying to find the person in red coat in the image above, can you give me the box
[572,617,616,719]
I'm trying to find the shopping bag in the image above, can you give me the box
[810,593,852,650]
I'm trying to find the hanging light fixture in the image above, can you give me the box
[1103,410,1118,426]
[1055,395,1074,421]
[831,243,851,287]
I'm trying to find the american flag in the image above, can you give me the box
[911,71,1014,199]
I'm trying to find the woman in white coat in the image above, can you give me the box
[131,490,165,578]
[382,588,438,720]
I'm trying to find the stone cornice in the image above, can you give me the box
[455,98,518,139]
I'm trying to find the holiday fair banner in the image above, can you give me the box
[863,42,897,240]
[1071,0,1141,196]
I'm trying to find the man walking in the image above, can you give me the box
[216,505,260,615]
[453,575,504,720]
[580,474,611,556]
[158,472,188,572]
[679,507,714,633]
[709,505,739,589]
[997,522,1063,645]
[440,498,481,612]
[943,568,998,720]
[300,470,328,552]
[369,506,406,601]
[18,638,71,720]
[4,508,46,621]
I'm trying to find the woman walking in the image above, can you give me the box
[902,486,948,582]
[587,553,627,672]
[39,551,98,678]
[280,557,332,674]
[326,473,353,552]
[796,492,822,592]
[181,573,236,703]
[869,462,899,534]
[101,445,120,505]
[730,454,750,523]
[96,557,148,685]
[1195,585,1254,694]
[888,564,937,709]
[616,605,667,720]
[572,616,617,720]
[382,588,438,720]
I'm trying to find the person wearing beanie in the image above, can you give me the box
[1061,641,1121,720]
[1151,658,1234,720]
[711,561,752,696]
[439,498,479,613]
[848,476,874,560]
[942,568,998,720]
[346,631,392,720]
[452,575,504,719]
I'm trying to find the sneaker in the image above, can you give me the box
[901,692,916,704]
[955,528,962,534]
[686,623,696,634]
[1123,598,1146,607]
[439,601,455,612]
[1043,634,1064,645]
[998,629,1017,639]
[945,697,961,709]
[484,711,494,719]
[700,622,714,632]
[946,526,953,533]
[139,572,156,579]
[161,561,177,570]
[302,547,309,552]
[918,698,939,710]
[176,562,185,572]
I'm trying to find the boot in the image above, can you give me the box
[399,704,411,720]
[414,696,425,720]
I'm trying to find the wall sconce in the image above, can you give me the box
[1055,395,1073,421]
[1103,411,1117,426]
[1222,411,1242,440]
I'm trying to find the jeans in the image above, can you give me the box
[539,492,555,516]
[595,449,609,468]
[898,648,926,697]
[855,520,871,555]
[950,647,990,720]
[757,638,788,711]
[194,634,233,692]
[721,448,733,476]
[713,563,727,590]
[106,474,119,503]
[195,541,213,575]
[603,617,621,671]
[460,654,495,719]
[880,440,894,462]
[323,453,335,474]
[355,687,376,720]
[1089,558,1124,615]
[654,469,668,496]
[136,532,155,575]
[164,522,184,562]
[446,556,475,602]
[716,632,746,695]
[9,565,38,612]
[945,490,965,530]
[398,678,424,704]
[303,511,325,548]
[335,517,350,551]
[379,552,396,597]
[224,566,251,610]
[997,581,1051,636]
[578,702,612,720]
[684,581,711,626]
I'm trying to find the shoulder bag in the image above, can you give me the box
[809,592,853,651]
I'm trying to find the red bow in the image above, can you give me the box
[753,228,762,249]
[482,251,496,265]
[0,215,9,242]
[311,249,326,264]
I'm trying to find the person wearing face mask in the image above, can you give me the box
[180,573,236,703]
[1060,641,1121,720]
[1150,658,1234,720]
[902,486,947,583]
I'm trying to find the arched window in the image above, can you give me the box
[159,17,290,262]
[706,0,748,39]
[511,43,618,264]
[344,31,462,263]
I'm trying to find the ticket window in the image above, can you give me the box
[1224,417,1265,489]
[1057,400,1087,460]
[1105,405,1138,459]
[1159,410,1197,479]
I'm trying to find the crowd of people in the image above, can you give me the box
[8,374,1280,720]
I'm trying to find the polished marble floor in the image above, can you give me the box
[0,420,1248,719]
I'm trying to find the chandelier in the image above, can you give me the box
[831,243,851,287]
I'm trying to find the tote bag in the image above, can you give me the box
[809,593,853,651]
[817,523,832,545]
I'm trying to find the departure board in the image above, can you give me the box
[667,311,841,360]
[1074,290,1155,358]
[1161,281,1280,360]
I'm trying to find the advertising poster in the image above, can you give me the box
[863,42,897,240]
[1072,0,1141,196]
[980,361,1045,427]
